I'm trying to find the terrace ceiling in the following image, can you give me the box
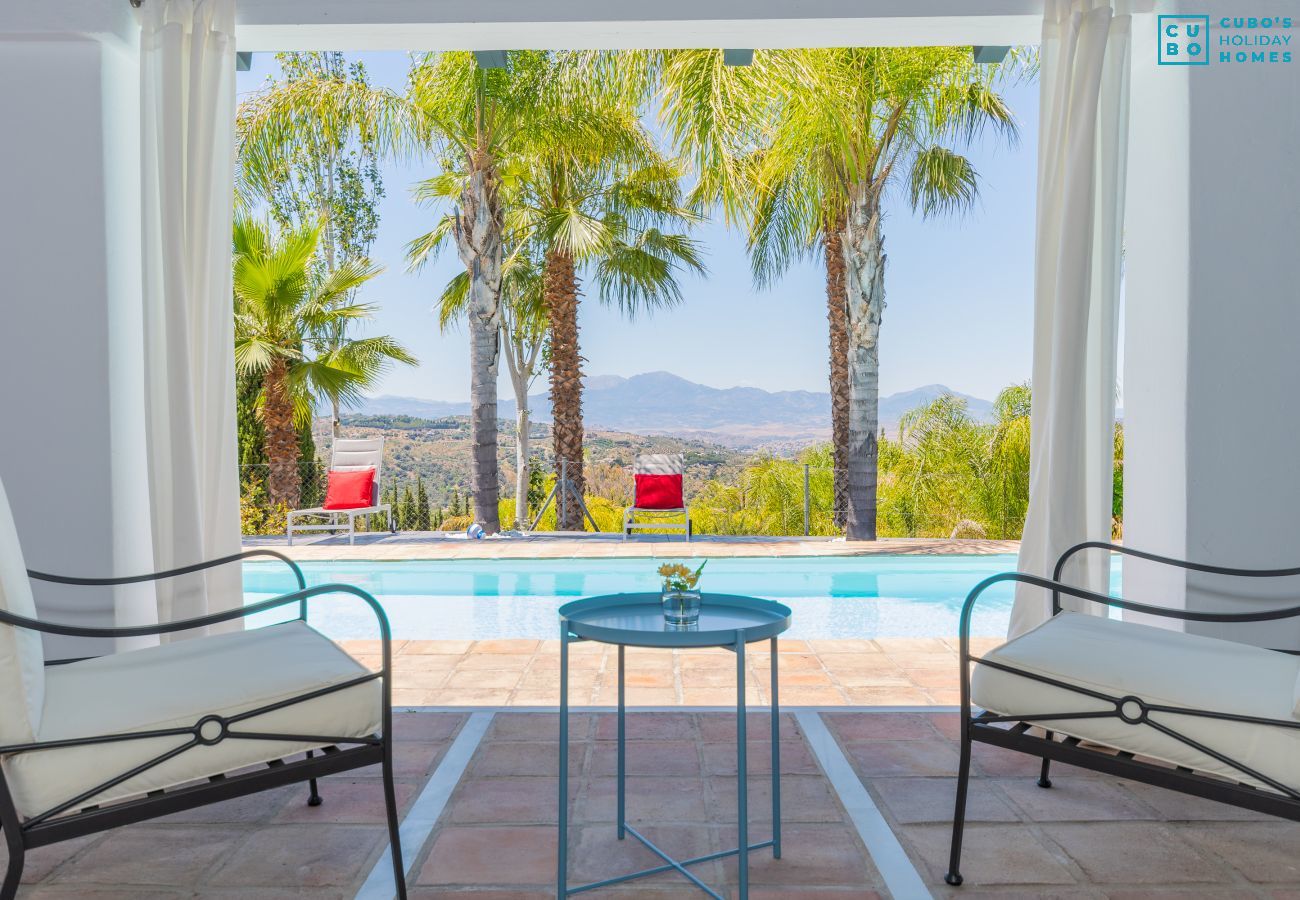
[235,0,1046,51]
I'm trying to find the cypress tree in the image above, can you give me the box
[402,485,417,528]
[415,476,431,530]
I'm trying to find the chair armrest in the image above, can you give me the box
[1051,542,1300,614]
[0,582,389,646]
[27,548,306,592]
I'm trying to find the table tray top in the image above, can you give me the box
[558,592,792,648]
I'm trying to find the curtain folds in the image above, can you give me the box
[139,0,241,634]
[1010,0,1132,638]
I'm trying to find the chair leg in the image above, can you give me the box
[305,751,323,806]
[945,726,972,886]
[1038,730,1054,788]
[382,746,407,900]
[0,828,23,900]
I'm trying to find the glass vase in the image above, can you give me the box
[661,587,701,627]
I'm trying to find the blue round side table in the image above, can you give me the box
[556,592,792,899]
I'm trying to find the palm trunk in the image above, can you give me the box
[263,356,302,509]
[545,249,585,531]
[841,187,886,541]
[823,224,850,530]
[453,153,503,533]
[331,397,341,438]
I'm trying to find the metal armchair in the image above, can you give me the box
[0,548,406,899]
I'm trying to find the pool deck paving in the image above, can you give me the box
[245,532,1020,561]
[339,636,1002,708]
[13,710,1297,898]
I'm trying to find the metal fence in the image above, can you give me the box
[239,457,1022,540]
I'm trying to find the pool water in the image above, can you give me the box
[243,555,1123,641]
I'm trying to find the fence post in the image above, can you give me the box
[803,465,811,536]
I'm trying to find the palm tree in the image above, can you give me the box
[426,243,548,531]
[236,52,412,437]
[661,48,1019,539]
[518,89,705,530]
[232,218,414,507]
[404,51,589,533]
[409,51,704,531]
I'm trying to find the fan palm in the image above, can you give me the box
[661,48,1020,539]
[232,218,414,507]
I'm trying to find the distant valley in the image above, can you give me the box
[354,372,993,450]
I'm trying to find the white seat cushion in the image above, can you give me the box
[972,612,1300,793]
[4,621,379,819]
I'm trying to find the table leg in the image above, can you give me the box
[617,644,626,840]
[558,621,569,898]
[770,636,781,859]
[736,631,748,899]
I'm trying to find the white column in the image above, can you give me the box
[1123,3,1300,645]
[0,5,157,656]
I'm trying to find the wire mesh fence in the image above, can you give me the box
[240,456,1023,540]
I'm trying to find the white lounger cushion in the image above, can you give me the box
[5,621,379,819]
[972,612,1300,793]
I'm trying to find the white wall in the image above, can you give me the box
[1123,1,1300,644]
[0,12,156,656]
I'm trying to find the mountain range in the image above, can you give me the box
[354,372,993,449]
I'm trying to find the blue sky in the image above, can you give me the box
[237,53,1039,404]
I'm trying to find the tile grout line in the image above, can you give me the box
[355,711,494,900]
[796,711,932,900]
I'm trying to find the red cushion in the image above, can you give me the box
[634,473,683,510]
[322,468,376,510]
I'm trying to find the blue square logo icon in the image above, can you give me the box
[1158,15,1211,65]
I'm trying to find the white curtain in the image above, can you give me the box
[1010,0,1132,638]
[139,0,242,634]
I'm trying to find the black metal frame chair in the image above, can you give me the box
[946,542,1300,887]
[0,549,406,899]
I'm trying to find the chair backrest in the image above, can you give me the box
[331,438,385,506]
[0,477,45,743]
[633,454,685,510]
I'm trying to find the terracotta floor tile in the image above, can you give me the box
[1180,822,1300,882]
[450,777,558,825]
[715,824,875,887]
[54,825,244,886]
[434,687,516,705]
[273,777,418,824]
[872,775,1019,825]
[997,776,1158,822]
[593,712,699,741]
[447,669,524,690]
[823,712,940,742]
[208,824,385,888]
[418,825,555,886]
[1043,822,1230,884]
[842,686,932,706]
[474,741,580,778]
[471,639,540,654]
[576,776,712,824]
[589,740,702,777]
[842,739,961,777]
[403,640,473,655]
[702,740,820,776]
[903,822,1076,886]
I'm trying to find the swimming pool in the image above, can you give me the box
[243,555,1123,641]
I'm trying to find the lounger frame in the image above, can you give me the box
[946,542,1300,887]
[0,550,407,899]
